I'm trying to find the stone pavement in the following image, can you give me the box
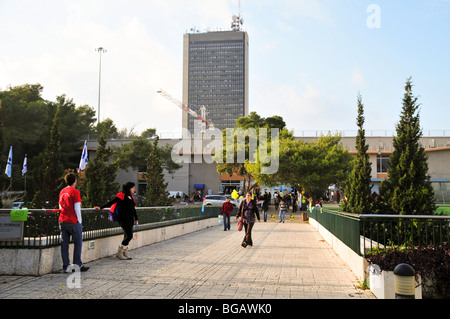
[0,215,375,300]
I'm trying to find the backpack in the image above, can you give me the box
[108,192,126,222]
[109,203,119,222]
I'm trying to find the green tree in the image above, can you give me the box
[215,112,287,192]
[83,123,120,206]
[31,106,64,208]
[380,78,435,215]
[143,136,172,207]
[48,95,97,169]
[114,129,181,174]
[342,94,373,214]
[248,133,352,206]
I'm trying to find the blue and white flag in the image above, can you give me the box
[78,140,88,171]
[5,146,12,178]
[22,154,27,176]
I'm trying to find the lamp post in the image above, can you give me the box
[95,47,107,124]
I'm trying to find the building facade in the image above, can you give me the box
[182,30,249,132]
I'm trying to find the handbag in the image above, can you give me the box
[237,204,244,231]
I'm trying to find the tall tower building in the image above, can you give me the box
[182,29,249,133]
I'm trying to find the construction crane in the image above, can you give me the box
[157,89,215,132]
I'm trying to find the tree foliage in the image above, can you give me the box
[380,78,435,215]
[31,106,64,208]
[215,112,287,191]
[83,124,120,207]
[342,94,373,214]
[143,136,172,207]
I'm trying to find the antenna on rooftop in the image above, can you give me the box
[231,0,244,31]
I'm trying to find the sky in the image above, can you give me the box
[1,0,449,138]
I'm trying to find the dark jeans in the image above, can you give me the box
[243,222,254,246]
[120,222,134,246]
[60,222,83,269]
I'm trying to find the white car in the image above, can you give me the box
[12,201,26,209]
[203,195,238,207]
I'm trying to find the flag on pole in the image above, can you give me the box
[78,140,88,171]
[5,146,12,178]
[22,154,27,176]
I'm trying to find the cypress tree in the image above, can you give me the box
[83,125,119,206]
[31,106,64,208]
[343,94,372,214]
[143,136,172,207]
[380,77,435,215]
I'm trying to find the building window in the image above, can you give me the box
[377,154,390,173]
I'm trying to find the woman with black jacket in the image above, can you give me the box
[236,192,260,247]
[95,182,139,260]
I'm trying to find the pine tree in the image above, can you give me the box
[83,124,119,206]
[380,77,435,215]
[343,94,372,214]
[143,136,172,207]
[31,106,64,208]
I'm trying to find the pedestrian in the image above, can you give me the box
[279,199,287,223]
[95,182,139,260]
[220,196,234,231]
[58,172,89,273]
[236,192,260,247]
[262,192,269,222]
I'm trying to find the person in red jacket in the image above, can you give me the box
[221,196,234,231]
[95,182,139,260]
[59,173,89,272]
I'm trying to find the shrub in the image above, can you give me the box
[366,244,450,299]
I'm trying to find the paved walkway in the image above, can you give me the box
[0,214,375,300]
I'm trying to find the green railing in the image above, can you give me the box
[309,208,361,255]
[309,208,450,257]
[0,205,228,249]
[360,214,450,254]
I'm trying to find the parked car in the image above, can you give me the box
[203,195,238,207]
[12,201,26,209]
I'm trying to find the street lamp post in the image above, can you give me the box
[95,47,107,124]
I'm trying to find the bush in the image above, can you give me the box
[366,244,450,299]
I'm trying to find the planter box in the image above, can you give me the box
[368,266,422,299]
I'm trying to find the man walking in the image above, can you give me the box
[58,172,89,272]
[221,196,234,231]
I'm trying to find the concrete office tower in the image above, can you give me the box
[182,30,249,134]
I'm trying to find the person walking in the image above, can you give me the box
[220,196,234,231]
[236,192,260,247]
[262,192,269,222]
[279,198,287,223]
[58,172,89,273]
[95,182,139,260]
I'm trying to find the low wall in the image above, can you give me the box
[309,218,368,282]
[0,217,218,276]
